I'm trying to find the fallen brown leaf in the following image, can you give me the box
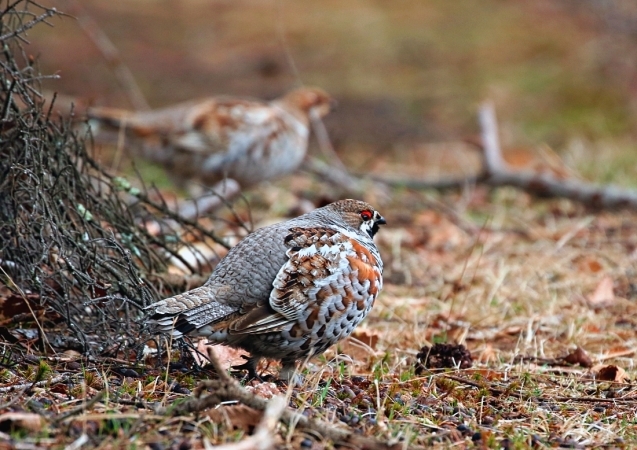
[207,404,263,431]
[192,340,249,371]
[590,364,630,383]
[349,328,380,349]
[476,344,498,364]
[600,345,636,361]
[562,346,593,368]
[0,412,43,432]
[587,275,614,307]
[464,369,504,381]
[244,382,283,399]
[337,328,381,362]
[575,255,604,273]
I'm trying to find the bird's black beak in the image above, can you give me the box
[369,214,386,238]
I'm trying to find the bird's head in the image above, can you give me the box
[329,199,386,239]
[282,86,335,119]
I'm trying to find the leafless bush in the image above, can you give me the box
[0,1,217,359]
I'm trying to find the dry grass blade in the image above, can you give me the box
[52,389,106,424]
[165,347,409,449]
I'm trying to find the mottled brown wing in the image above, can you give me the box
[89,98,287,155]
[88,99,217,139]
[228,226,381,334]
[191,100,296,171]
[164,99,268,153]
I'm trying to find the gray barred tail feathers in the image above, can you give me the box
[146,199,385,381]
[146,284,236,338]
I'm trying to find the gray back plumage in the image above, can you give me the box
[148,205,353,333]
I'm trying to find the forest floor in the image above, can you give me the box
[3,160,637,449]
[4,0,637,448]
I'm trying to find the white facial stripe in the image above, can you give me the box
[360,221,373,235]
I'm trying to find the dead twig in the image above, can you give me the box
[310,111,348,173]
[162,347,408,450]
[89,164,231,250]
[65,434,89,450]
[52,389,106,424]
[478,101,637,208]
[0,375,71,393]
[0,388,28,409]
[0,268,52,354]
[0,6,57,42]
[551,396,637,404]
[443,374,507,397]
[478,101,507,173]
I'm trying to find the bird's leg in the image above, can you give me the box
[279,359,303,386]
[231,355,261,380]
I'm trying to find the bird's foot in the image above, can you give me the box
[230,355,262,381]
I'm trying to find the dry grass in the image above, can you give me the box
[4,164,637,448]
[5,1,637,448]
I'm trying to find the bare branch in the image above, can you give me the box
[478,101,507,173]
[359,102,637,211]
[477,101,637,209]
[487,169,637,208]
[174,179,242,220]
[0,7,57,42]
[368,173,486,190]
[303,156,387,196]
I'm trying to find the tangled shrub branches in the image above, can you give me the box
[0,1,216,360]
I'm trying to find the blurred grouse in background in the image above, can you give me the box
[147,199,385,381]
[87,87,334,191]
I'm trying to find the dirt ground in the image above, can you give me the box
[4,1,637,448]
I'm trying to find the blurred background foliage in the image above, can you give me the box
[30,0,637,186]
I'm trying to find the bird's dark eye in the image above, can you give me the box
[360,210,373,221]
